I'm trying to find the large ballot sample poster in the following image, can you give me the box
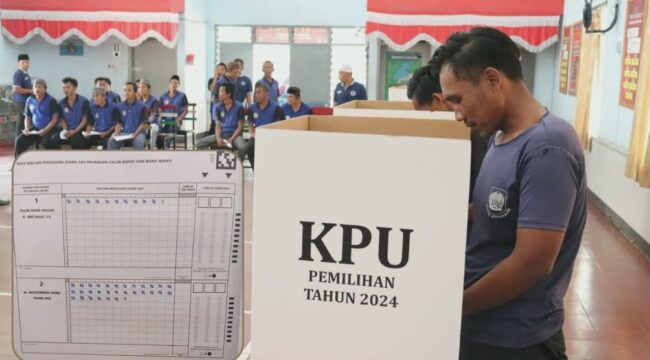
[12,151,244,360]
[252,116,471,360]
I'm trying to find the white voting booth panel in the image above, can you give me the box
[387,85,408,101]
[12,151,245,360]
[333,100,456,120]
[252,115,470,360]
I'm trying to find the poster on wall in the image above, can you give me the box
[384,52,422,100]
[559,26,572,94]
[620,0,647,108]
[568,22,582,96]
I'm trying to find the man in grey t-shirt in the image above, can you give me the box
[431,27,586,360]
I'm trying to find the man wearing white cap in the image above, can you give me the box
[333,64,367,106]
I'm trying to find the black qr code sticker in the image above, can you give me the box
[216,151,237,170]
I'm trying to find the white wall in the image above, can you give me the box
[0,36,130,101]
[549,0,650,245]
[178,0,211,133]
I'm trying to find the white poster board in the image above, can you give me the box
[333,100,456,120]
[252,115,470,360]
[12,151,244,360]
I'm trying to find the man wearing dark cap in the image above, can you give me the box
[12,54,33,137]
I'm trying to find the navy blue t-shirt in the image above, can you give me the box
[24,94,59,130]
[12,69,32,103]
[216,75,249,104]
[248,101,284,128]
[463,113,587,348]
[281,102,312,118]
[333,81,367,106]
[212,101,245,135]
[159,91,188,123]
[58,95,91,130]
[256,77,280,103]
[117,100,147,133]
[89,102,120,132]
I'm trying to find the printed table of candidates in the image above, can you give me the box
[12,151,243,360]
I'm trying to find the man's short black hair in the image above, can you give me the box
[62,77,78,88]
[429,27,523,85]
[94,76,106,85]
[104,77,112,86]
[287,86,301,98]
[217,62,227,69]
[255,82,269,93]
[234,58,244,65]
[220,83,235,98]
[407,66,441,106]
[170,74,180,83]
[125,82,137,92]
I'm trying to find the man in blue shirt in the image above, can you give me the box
[107,82,147,150]
[234,58,254,107]
[281,87,312,118]
[14,79,61,157]
[256,61,280,103]
[85,87,120,149]
[12,54,33,137]
[216,62,249,105]
[196,83,248,158]
[333,64,367,106]
[208,62,227,103]
[94,77,121,104]
[430,27,586,360]
[159,75,189,149]
[138,79,159,149]
[246,82,285,170]
[58,77,91,149]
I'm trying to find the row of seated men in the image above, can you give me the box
[14,75,314,170]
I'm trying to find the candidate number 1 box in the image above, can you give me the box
[252,115,470,360]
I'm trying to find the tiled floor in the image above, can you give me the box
[0,147,649,360]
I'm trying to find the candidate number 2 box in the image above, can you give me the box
[252,115,470,359]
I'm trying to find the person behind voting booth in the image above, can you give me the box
[159,75,189,149]
[138,79,160,149]
[246,82,285,170]
[58,77,91,149]
[430,27,586,360]
[14,79,61,157]
[281,87,312,118]
[107,82,147,150]
[333,64,367,106]
[196,83,248,158]
[256,60,280,103]
[84,87,120,149]
[407,66,488,200]
[12,54,33,137]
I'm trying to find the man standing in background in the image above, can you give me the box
[256,61,280,103]
[12,54,33,138]
[333,64,367,106]
[234,58,254,106]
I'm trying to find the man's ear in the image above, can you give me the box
[483,67,503,91]
[431,93,452,111]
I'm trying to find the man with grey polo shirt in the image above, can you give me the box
[431,27,586,360]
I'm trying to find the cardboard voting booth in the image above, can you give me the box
[334,100,456,120]
[251,115,471,359]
